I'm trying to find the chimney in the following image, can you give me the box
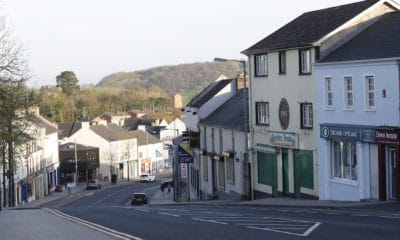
[236,73,249,90]
[82,122,90,129]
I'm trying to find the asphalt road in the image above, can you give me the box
[49,181,400,240]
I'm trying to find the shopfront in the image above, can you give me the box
[376,127,400,201]
[319,124,376,201]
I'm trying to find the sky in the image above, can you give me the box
[3,0,357,88]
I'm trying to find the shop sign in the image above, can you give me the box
[181,163,188,179]
[320,124,375,143]
[267,132,298,148]
[376,129,399,144]
[178,145,193,163]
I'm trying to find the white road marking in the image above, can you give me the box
[302,222,322,236]
[379,216,400,219]
[135,208,150,212]
[158,212,180,217]
[192,218,228,225]
[45,208,143,240]
[352,214,369,217]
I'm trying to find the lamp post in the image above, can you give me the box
[214,57,250,200]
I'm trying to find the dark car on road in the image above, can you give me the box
[131,193,148,205]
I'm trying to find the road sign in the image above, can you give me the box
[178,145,193,163]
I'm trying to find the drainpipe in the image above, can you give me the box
[397,60,400,201]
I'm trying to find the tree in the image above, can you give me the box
[56,71,80,96]
[0,5,34,207]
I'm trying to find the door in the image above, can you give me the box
[388,148,397,199]
[282,149,289,196]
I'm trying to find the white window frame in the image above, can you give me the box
[324,76,334,110]
[279,51,286,74]
[331,141,358,183]
[256,102,269,125]
[344,76,354,110]
[301,102,313,129]
[255,54,268,76]
[364,75,376,111]
[299,49,311,74]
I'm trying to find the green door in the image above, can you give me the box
[282,149,289,196]
[257,152,278,197]
[294,150,314,198]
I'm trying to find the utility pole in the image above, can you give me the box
[74,140,78,185]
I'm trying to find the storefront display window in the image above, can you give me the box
[332,141,357,181]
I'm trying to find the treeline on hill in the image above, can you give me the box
[34,61,242,123]
[96,61,242,93]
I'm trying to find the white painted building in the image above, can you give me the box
[242,0,399,200]
[58,122,138,181]
[316,11,400,201]
[199,89,248,200]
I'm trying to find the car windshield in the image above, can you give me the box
[140,175,148,177]
[134,194,146,198]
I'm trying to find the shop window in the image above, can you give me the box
[332,141,357,181]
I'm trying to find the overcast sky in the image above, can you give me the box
[4,0,357,87]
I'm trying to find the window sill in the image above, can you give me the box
[330,178,358,187]
[343,108,354,112]
[299,72,312,76]
[254,74,268,78]
[364,108,376,112]
[324,107,334,111]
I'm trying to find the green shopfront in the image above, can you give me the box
[253,131,315,199]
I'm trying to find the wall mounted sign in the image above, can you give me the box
[376,128,400,144]
[267,132,298,148]
[178,144,194,163]
[320,124,376,143]
[279,98,290,130]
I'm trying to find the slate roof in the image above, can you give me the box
[199,88,248,131]
[186,79,234,108]
[242,0,380,54]
[91,123,134,141]
[123,118,157,131]
[59,142,98,151]
[32,116,57,135]
[58,122,82,139]
[320,12,400,62]
[130,130,161,146]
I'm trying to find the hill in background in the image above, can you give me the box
[96,61,242,94]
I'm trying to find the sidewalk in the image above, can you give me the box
[149,187,399,209]
[0,209,120,240]
[7,179,135,209]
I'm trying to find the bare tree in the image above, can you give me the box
[0,2,33,207]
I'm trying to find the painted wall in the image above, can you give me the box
[316,59,400,201]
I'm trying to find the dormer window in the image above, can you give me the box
[255,54,268,76]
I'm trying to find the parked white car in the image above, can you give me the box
[139,173,155,182]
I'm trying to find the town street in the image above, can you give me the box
[41,181,400,240]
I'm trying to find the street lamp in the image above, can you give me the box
[214,57,250,200]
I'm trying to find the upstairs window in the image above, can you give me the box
[324,77,333,109]
[365,75,375,110]
[299,49,311,74]
[300,102,313,129]
[255,102,269,125]
[279,51,286,74]
[255,54,268,76]
[344,76,354,110]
